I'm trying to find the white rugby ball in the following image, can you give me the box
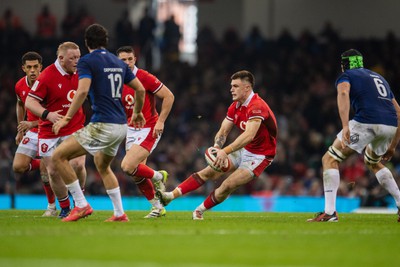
[204,147,231,172]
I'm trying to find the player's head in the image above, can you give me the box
[341,49,363,71]
[85,23,108,50]
[116,46,136,70]
[231,70,255,88]
[21,51,42,82]
[22,51,42,66]
[230,70,255,103]
[57,41,80,74]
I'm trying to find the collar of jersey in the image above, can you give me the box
[55,59,75,76]
[132,65,139,75]
[236,91,255,108]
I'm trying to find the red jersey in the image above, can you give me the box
[122,66,163,127]
[226,92,277,156]
[15,76,39,133]
[28,60,85,138]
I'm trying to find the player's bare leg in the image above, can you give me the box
[193,169,252,220]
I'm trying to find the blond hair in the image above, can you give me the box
[57,41,79,56]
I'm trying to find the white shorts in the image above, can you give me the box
[229,148,273,177]
[16,130,39,158]
[337,120,397,155]
[74,122,127,156]
[126,127,161,153]
[39,135,70,157]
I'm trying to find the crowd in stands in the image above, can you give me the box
[1,6,400,208]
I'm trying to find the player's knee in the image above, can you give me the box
[51,150,62,164]
[120,159,138,175]
[71,161,85,174]
[12,162,28,173]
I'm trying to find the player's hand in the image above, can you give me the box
[214,148,229,169]
[47,110,63,124]
[382,147,395,161]
[15,131,24,145]
[129,112,146,129]
[152,121,164,138]
[341,126,350,149]
[17,121,32,133]
[52,116,69,135]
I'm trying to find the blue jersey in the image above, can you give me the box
[77,49,135,123]
[335,68,397,126]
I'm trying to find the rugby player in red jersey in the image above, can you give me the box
[13,51,57,217]
[25,42,87,218]
[157,70,278,220]
[117,46,174,218]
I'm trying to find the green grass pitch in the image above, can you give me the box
[0,210,399,267]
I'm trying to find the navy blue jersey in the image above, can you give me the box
[77,49,135,123]
[335,68,397,126]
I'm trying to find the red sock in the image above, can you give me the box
[132,163,155,179]
[58,195,70,209]
[136,178,155,200]
[42,181,55,204]
[203,191,220,209]
[29,159,40,171]
[178,173,205,195]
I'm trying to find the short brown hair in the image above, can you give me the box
[116,46,135,56]
[231,70,255,88]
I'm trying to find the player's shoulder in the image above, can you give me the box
[38,64,57,81]
[15,76,27,88]
[137,68,158,80]
[249,93,268,107]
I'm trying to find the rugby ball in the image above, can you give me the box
[204,147,231,172]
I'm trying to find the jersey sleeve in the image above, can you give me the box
[137,70,163,94]
[335,72,350,87]
[28,78,47,102]
[248,102,268,121]
[124,64,135,84]
[77,57,92,79]
[226,103,236,121]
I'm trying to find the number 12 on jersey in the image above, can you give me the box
[108,73,122,98]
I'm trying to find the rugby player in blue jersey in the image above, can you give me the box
[308,49,400,222]
[52,24,146,222]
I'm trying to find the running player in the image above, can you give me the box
[117,46,174,218]
[25,42,87,218]
[52,24,146,222]
[157,70,278,220]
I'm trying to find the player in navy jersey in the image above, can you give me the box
[51,24,146,222]
[308,49,400,222]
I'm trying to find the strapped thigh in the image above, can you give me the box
[328,146,347,162]
[364,149,381,164]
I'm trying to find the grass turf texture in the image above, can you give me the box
[0,210,399,267]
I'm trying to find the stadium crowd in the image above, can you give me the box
[1,6,400,208]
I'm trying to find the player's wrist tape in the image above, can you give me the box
[41,110,50,120]
[223,145,233,154]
